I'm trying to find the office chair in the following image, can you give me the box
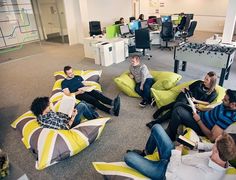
[89,21,102,36]
[135,28,152,60]
[148,16,157,19]
[115,21,121,25]
[160,21,174,50]
[129,16,136,22]
[180,21,197,42]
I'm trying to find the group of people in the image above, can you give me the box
[117,14,145,25]
[30,55,236,179]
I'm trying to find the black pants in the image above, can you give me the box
[166,102,204,141]
[76,90,112,114]
[153,92,188,120]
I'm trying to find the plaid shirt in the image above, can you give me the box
[37,111,70,130]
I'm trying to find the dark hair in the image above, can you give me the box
[206,71,217,94]
[217,133,236,161]
[131,54,141,60]
[64,66,72,74]
[30,97,49,117]
[139,14,144,20]
[120,17,124,21]
[226,89,236,103]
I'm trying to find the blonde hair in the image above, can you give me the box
[206,71,217,94]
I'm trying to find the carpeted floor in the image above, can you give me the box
[0,31,236,180]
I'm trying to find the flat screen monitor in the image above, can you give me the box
[120,25,130,35]
[161,16,171,23]
[140,20,148,28]
[156,18,162,25]
[129,20,140,33]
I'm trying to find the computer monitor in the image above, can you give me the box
[161,16,171,23]
[129,20,140,33]
[106,24,120,39]
[156,18,162,25]
[140,20,148,29]
[120,25,130,35]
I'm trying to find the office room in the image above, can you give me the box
[0,0,236,179]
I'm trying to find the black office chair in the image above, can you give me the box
[115,21,121,25]
[180,21,197,42]
[89,21,102,36]
[148,16,157,19]
[129,16,136,22]
[160,22,174,50]
[135,28,152,60]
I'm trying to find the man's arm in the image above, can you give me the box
[63,88,84,96]
[167,145,182,172]
[193,113,223,142]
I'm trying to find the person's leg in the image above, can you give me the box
[89,90,113,106]
[76,93,111,114]
[146,111,172,129]
[134,82,143,97]
[124,152,167,180]
[145,124,174,159]
[166,104,204,141]
[153,102,175,119]
[142,78,154,103]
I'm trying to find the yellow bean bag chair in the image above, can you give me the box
[114,71,182,98]
[11,110,110,170]
[151,80,226,109]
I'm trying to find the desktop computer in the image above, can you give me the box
[120,25,130,36]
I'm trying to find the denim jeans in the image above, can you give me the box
[124,124,174,180]
[135,78,154,103]
[71,101,99,128]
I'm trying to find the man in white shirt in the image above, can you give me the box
[125,124,236,180]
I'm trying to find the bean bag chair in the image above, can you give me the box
[11,110,110,170]
[114,71,182,98]
[151,80,226,109]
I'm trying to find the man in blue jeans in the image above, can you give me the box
[30,96,99,130]
[129,55,154,107]
[125,124,236,180]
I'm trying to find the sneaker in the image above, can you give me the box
[150,98,156,107]
[146,121,156,129]
[126,149,146,157]
[113,95,120,116]
[139,100,148,108]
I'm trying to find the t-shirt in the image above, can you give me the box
[200,104,236,130]
[61,75,84,93]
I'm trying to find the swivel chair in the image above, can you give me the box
[135,28,152,60]
[148,16,157,19]
[180,21,197,42]
[160,21,174,50]
[129,16,136,22]
[89,21,102,36]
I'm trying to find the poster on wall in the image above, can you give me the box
[149,0,159,15]
[0,0,39,50]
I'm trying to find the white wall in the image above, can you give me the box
[158,0,229,32]
[87,0,133,27]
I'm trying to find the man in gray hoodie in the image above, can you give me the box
[129,55,154,107]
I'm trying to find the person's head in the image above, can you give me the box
[222,89,236,109]
[130,55,141,66]
[180,12,185,17]
[64,66,74,78]
[211,133,236,166]
[120,17,124,24]
[30,97,50,117]
[203,71,217,94]
[139,14,144,20]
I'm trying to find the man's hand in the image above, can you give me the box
[175,145,183,152]
[76,88,84,95]
[193,112,201,122]
[129,73,134,79]
[71,109,78,118]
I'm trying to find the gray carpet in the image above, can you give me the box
[0,31,236,180]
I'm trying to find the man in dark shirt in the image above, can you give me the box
[166,89,236,142]
[62,66,120,116]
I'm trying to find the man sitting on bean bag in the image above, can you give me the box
[30,97,99,129]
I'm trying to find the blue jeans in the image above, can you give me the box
[71,101,99,128]
[135,78,154,103]
[124,124,174,180]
